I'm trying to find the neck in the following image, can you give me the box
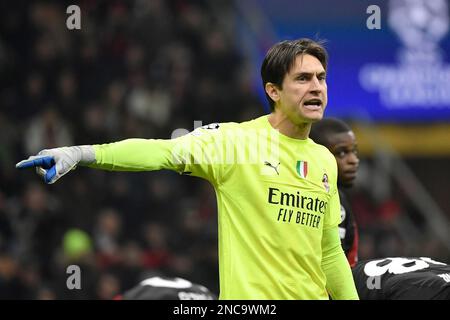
[268,111,311,140]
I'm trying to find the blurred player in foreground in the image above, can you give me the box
[310,118,359,267]
[115,276,216,300]
[352,257,450,300]
[16,38,358,299]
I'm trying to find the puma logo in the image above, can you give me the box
[264,161,280,175]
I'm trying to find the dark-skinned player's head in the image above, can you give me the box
[310,118,359,188]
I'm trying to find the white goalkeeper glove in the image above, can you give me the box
[16,146,95,184]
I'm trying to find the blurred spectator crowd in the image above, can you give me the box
[0,0,263,299]
[0,0,448,299]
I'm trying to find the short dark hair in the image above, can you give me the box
[261,38,328,111]
[309,118,352,147]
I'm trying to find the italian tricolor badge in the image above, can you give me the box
[296,160,308,178]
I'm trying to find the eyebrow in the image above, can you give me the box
[293,71,326,77]
[333,144,358,151]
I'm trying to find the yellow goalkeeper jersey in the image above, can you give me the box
[92,115,344,299]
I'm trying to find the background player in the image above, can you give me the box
[310,118,359,267]
[352,257,450,300]
[311,119,450,300]
[115,275,217,300]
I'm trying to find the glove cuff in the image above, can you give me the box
[74,145,96,165]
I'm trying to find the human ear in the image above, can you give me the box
[265,82,280,102]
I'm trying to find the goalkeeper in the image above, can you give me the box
[16,38,358,300]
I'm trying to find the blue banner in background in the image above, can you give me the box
[237,0,450,122]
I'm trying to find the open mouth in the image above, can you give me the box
[303,99,322,110]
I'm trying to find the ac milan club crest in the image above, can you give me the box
[322,173,330,192]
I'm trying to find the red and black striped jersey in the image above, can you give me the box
[338,189,358,267]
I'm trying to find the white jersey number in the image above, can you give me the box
[140,277,193,289]
[364,257,446,277]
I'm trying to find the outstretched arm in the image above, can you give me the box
[90,138,180,172]
[16,138,182,184]
[16,125,226,184]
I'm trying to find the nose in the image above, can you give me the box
[309,76,322,94]
[347,152,359,166]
